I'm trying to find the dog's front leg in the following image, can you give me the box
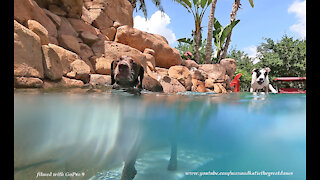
[250,87,254,93]
[264,86,269,94]
[268,84,278,93]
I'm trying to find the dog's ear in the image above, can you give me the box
[252,68,257,74]
[138,66,144,89]
[111,60,115,85]
[265,67,271,73]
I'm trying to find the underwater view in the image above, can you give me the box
[14,89,306,180]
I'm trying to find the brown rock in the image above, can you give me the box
[160,76,186,94]
[68,18,99,35]
[48,4,67,16]
[100,27,117,41]
[58,17,78,37]
[79,43,94,60]
[27,20,49,45]
[92,11,113,30]
[89,74,111,86]
[41,44,63,80]
[60,0,83,18]
[103,0,133,27]
[14,20,44,78]
[155,67,169,78]
[93,57,112,75]
[115,26,182,68]
[190,68,207,81]
[91,40,105,57]
[14,77,43,88]
[48,44,80,75]
[67,60,91,83]
[198,64,226,81]
[217,83,227,93]
[142,74,163,92]
[220,58,237,90]
[80,32,99,45]
[58,34,81,54]
[191,79,206,92]
[14,0,57,38]
[205,78,216,89]
[181,60,199,69]
[168,66,192,91]
[43,77,84,88]
[42,8,61,28]
[213,83,221,93]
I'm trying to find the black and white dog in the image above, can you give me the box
[250,67,277,93]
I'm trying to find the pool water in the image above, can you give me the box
[14,89,306,180]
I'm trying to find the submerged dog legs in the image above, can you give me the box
[120,153,138,180]
[167,141,178,171]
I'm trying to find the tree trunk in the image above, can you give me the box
[220,0,241,61]
[205,0,218,64]
[194,29,201,64]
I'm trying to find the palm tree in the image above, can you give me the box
[174,0,212,63]
[220,0,254,60]
[128,0,164,19]
[205,0,218,64]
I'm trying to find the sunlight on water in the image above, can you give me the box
[14,90,306,180]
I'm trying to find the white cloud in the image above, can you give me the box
[243,45,260,64]
[288,0,306,39]
[134,11,177,45]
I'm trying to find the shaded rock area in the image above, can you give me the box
[14,0,236,94]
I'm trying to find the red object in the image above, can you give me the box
[274,77,306,81]
[184,51,193,60]
[274,77,306,94]
[230,73,242,92]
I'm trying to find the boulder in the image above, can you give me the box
[160,76,186,94]
[58,34,81,54]
[92,57,112,75]
[143,48,156,71]
[115,26,182,68]
[205,78,216,89]
[48,4,67,16]
[68,18,99,35]
[190,68,207,81]
[67,59,91,83]
[168,66,192,91]
[42,8,61,28]
[198,64,226,81]
[220,58,237,90]
[142,74,163,92]
[181,60,199,69]
[155,67,169,78]
[41,44,63,80]
[14,77,43,88]
[48,44,80,75]
[79,43,94,60]
[191,79,206,92]
[14,20,44,78]
[80,32,99,45]
[91,40,105,57]
[43,77,84,88]
[26,20,49,45]
[103,0,133,27]
[100,27,117,41]
[89,74,111,86]
[58,17,78,37]
[14,0,57,38]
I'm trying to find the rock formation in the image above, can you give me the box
[14,0,236,94]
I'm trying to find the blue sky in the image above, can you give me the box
[133,0,306,59]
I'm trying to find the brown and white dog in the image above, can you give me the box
[250,67,277,93]
[111,55,144,90]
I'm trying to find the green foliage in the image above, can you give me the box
[213,18,240,62]
[176,37,215,64]
[227,35,306,92]
[255,34,306,82]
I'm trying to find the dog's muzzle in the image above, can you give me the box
[257,78,264,85]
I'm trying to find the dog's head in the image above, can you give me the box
[111,55,144,89]
[251,67,271,85]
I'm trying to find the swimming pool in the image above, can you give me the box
[14,89,306,180]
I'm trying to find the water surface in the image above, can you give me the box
[14,89,306,180]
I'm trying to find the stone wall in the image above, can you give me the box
[13,0,236,93]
